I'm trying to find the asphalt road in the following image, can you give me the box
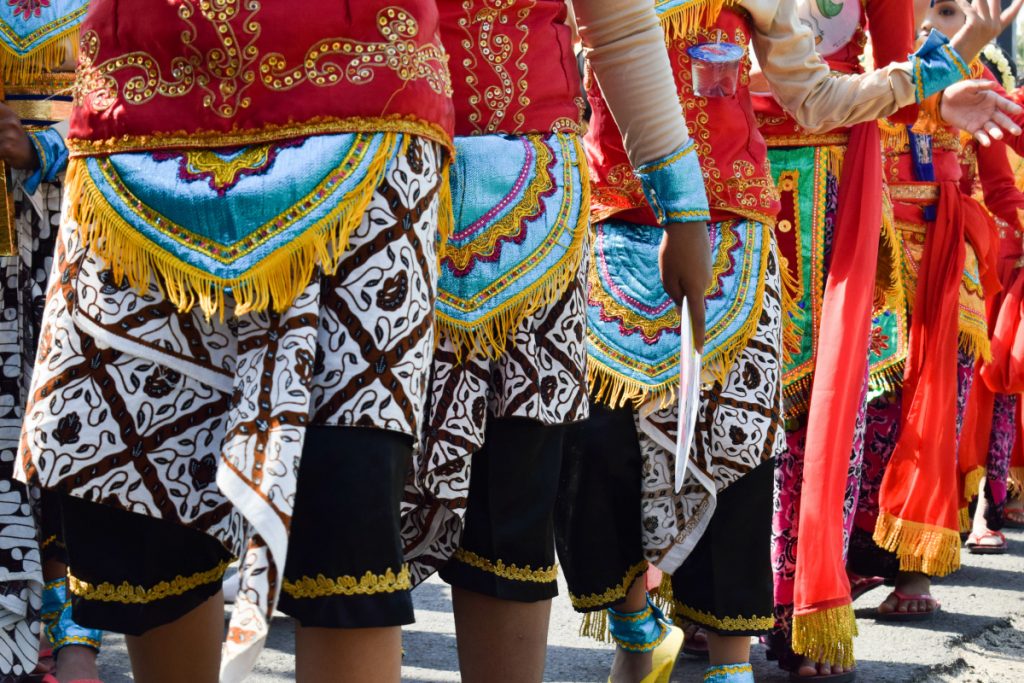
[95,527,1024,681]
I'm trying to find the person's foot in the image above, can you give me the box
[793,657,854,678]
[877,572,939,618]
[609,647,653,683]
[681,622,709,657]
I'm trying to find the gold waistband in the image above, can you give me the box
[4,72,75,126]
[888,183,939,203]
[763,132,850,148]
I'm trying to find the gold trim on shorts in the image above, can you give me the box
[282,565,412,599]
[452,548,558,584]
[569,559,648,610]
[69,560,230,604]
[674,601,774,632]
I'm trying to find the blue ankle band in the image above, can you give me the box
[606,598,668,653]
[704,663,754,682]
[43,578,102,653]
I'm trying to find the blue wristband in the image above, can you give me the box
[24,127,68,195]
[635,140,711,226]
[910,29,971,103]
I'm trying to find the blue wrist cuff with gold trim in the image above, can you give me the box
[24,127,68,195]
[635,140,710,225]
[910,29,971,103]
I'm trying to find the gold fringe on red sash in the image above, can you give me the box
[791,605,859,670]
[873,510,962,577]
[658,0,738,40]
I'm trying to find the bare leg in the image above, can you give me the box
[609,577,653,683]
[451,587,551,683]
[44,559,100,683]
[295,624,401,683]
[707,633,750,667]
[125,590,224,683]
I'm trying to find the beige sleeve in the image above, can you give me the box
[749,0,918,133]
[571,0,690,166]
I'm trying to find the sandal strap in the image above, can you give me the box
[42,578,102,654]
[606,599,668,653]
[704,663,754,682]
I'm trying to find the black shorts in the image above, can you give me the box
[555,401,647,613]
[61,425,415,635]
[439,417,565,602]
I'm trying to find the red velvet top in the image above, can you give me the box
[440,0,583,136]
[69,0,455,155]
[587,8,779,227]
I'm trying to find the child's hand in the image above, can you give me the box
[941,80,1023,146]
[949,0,1004,65]
[659,222,711,352]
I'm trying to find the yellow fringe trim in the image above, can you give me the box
[872,510,961,577]
[958,505,972,534]
[436,151,589,359]
[282,565,411,599]
[68,560,230,604]
[779,232,802,367]
[66,134,416,319]
[792,604,858,669]
[877,191,904,306]
[580,609,611,644]
[437,161,453,258]
[587,360,680,411]
[869,358,905,397]
[452,548,558,583]
[1010,467,1024,494]
[570,559,648,611]
[879,120,909,153]
[659,0,738,40]
[962,465,986,505]
[0,25,79,84]
[650,569,675,618]
[959,326,992,364]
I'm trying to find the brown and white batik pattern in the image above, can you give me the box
[401,250,589,585]
[0,178,61,676]
[17,136,443,678]
[635,246,785,574]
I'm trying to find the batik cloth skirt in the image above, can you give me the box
[0,176,61,676]
[556,217,782,637]
[17,134,444,678]
[402,132,589,601]
[850,215,986,578]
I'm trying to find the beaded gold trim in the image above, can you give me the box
[68,560,230,604]
[673,601,774,633]
[282,565,411,599]
[888,183,939,203]
[68,114,453,157]
[452,548,558,584]
[762,132,850,148]
[569,559,648,610]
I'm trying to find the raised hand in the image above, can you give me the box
[941,79,1024,146]
[949,0,1004,64]
[1001,0,1024,32]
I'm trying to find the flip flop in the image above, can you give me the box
[966,529,1008,555]
[849,575,884,602]
[681,624,709,658]
[1004,507,1024,529]
[876,591,940,622]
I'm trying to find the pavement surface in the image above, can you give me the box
[95,527,1024,681]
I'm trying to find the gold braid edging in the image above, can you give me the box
[569,559,648,611]
[452,548,558,584]
[282,565,412,599]
[873,510,962,577]
[69,560,230,604]
[673,601,774,633]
